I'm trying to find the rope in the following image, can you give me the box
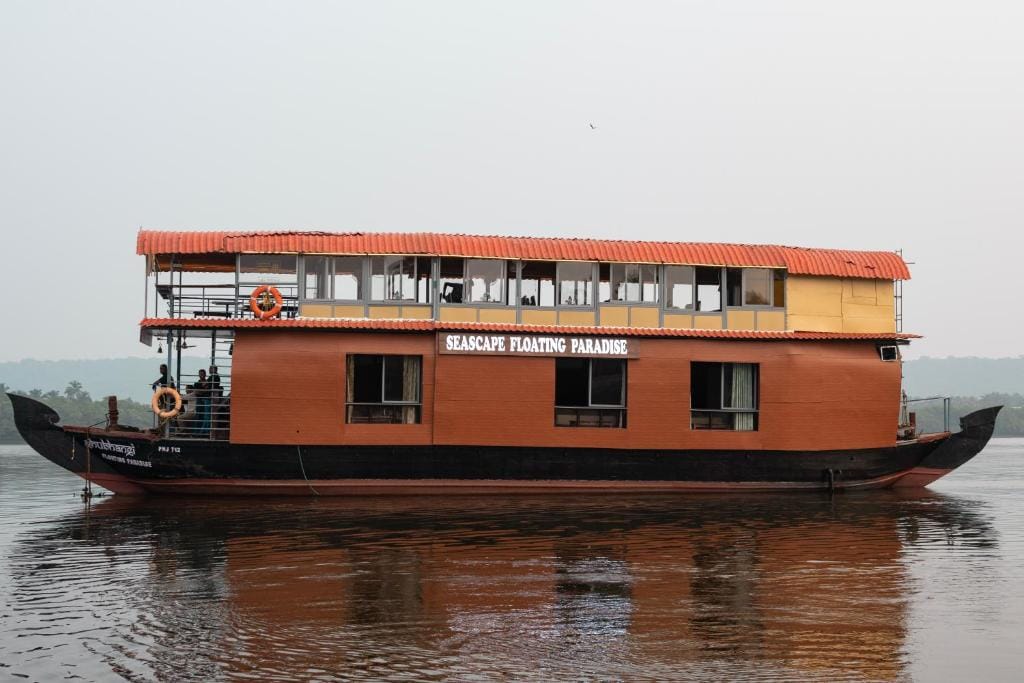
[297,445,319,496]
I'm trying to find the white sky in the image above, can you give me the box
[2,1,1022,361]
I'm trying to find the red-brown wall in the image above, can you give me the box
[230,330,900,451]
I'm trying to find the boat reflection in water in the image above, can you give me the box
[8,491,997,681]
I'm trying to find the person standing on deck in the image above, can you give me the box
[151,364,177,412]
[151,364,170,390]
[194,369,211,436]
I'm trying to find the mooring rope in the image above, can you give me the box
[297,445,319,496]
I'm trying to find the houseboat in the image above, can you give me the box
[8,230,1000,495]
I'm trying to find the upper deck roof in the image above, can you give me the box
[136,230,911,280]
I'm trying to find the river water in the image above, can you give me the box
[1,442,1022,682]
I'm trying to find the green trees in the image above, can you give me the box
[1,382,155,443]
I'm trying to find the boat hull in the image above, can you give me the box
[7,393,1000,496]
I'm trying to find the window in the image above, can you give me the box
[665,266,694,310]
[370,256,431,303]
[304,256,330,299]
[333,257,363,300]
[504,261,518,305]
[772,270,785,307]
[521,261,556,306]
[690,362,758,431]
[466,259,505,303]
[346,355,421,424]
[239,254,297,282]
[303,255,363,300]
[439,258,464,304]
[695,267,722,312]
[743,268,771,306]
[599,263,658,303]
[558,262,594,307]
[555,358,626,428]
[726,268,784,307]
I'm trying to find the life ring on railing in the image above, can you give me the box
[250,285,284,320]
[151,387,182,419]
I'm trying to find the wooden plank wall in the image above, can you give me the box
[231,330,900,451]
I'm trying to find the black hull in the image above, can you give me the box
[6,393,1001,496]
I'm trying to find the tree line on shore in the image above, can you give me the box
[0,382,154,443]
[2,382,1024,443]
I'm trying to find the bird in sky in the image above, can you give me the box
[589,123,596,129]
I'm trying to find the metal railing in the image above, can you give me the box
[902,395,951,434]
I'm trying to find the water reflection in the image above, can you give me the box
[2,489,998,681]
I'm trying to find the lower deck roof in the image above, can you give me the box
[140,317,918,342]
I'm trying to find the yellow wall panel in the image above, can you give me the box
[693,315,723,330]
[756,310,786,331]
[401,305,433,320]
[663,314,693,329]
[367,306,400,319]
[599,306,629,327]
[851,278,878,301]
[299,304,332,318]
[521,309,558,325]
[727,310,756,330]
[332,305,365,318]
[842,316,896,333]
[478,308,517,323]
[788,315,843,332]
[788,276,843,317]
[630,307,660,328]
[842,302,895,320]
[559,310,596,326]
[439,306,478,322]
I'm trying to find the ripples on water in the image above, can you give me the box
[2,442,1023,681]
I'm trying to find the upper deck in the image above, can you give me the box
[139,230,910,336]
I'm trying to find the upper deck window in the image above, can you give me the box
[695,267,723,312]
[466,259,506,304]
[370,256,431,303]
[239,255,297,283]
[439,258,463,304]
[743,268,772,306]
[558,262,594,307]
[726,268,785,307]
[303,256,362,300]
[521,261,556,307]
[599,264,658,303]
[665,266,694,310]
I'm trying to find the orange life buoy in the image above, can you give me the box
[151,387,182,419]
[249,285,283,320]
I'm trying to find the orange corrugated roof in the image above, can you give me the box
[136,230,911,280]
[139,317,918,341]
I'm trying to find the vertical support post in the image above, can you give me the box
[944,397,951,433]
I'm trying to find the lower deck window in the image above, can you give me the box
[691,362,758,431]
[555,358,626,428]
[346,355,421,424]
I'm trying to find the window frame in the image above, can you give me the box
[299,255,366,303]
[554,357,627,428]
[689,361,760,431]
[556,261,597,309]
[345,353,423,424]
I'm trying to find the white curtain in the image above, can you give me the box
[402,356,420,424]
[731,363,756,431]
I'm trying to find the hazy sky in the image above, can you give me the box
[2,1,1022,362]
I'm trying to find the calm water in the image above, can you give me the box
[1,443,1023,682]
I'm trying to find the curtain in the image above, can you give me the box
[402,356,420,424]
[731,363,756,431]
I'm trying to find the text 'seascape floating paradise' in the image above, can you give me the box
[8,230,1000,495]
